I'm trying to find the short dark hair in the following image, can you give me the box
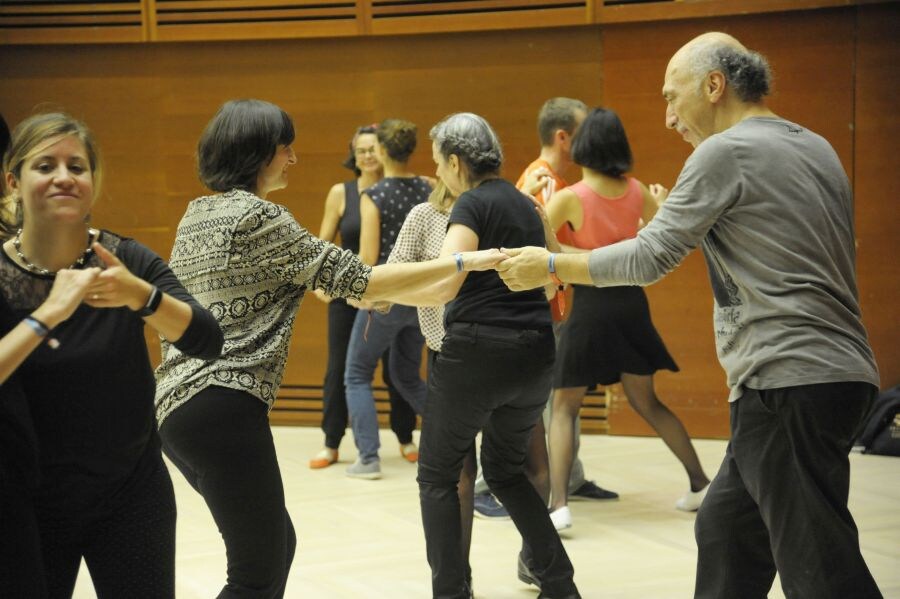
[342,124,378,175]
[571,108,633,177]
[537,97,587,147]
[197,99,295,193]
[376,119,417,163]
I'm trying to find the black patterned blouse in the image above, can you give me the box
[364,176,431,265]
[155,189,372,425]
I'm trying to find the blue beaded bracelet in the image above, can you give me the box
[453,252,464,272]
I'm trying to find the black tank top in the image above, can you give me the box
[339,180,361,255]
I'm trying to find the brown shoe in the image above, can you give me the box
[309,448,338,469]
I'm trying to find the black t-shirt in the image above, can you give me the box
[0,230,222,522]
[445,178,551,330]
[0,296,40,490]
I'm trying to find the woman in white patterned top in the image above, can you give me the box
[154,100,504,598]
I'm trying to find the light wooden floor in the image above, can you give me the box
[72,428,899,598]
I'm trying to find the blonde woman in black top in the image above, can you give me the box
[1,112,222,598]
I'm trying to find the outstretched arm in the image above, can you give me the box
[363,224,501,305]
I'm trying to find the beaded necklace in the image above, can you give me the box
[13,228,97,276]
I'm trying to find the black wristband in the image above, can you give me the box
[136,285,163,317]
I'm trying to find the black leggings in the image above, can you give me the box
[38,453,176,599]
[160,386,296,599]
[0,474,47,598]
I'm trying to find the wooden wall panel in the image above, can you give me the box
[1,5,895,439]
[854,3,900,396]
[0,27,604,418]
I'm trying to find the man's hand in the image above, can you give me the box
[648,183,669,206]
[495,246,551,291]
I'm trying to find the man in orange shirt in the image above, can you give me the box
[473,98,618,523]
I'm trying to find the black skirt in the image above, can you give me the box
[553,285,679,388]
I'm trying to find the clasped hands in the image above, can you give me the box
[468,246,555,292]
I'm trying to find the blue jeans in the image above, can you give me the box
[344,306,426,462]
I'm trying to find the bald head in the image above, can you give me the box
[662,32,772,146]
[668,32,771,104]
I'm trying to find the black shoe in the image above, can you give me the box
[569,480,618,501]
[537,592,582,599]
[517,552,541,590]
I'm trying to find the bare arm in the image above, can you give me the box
[318,182,346,242]
[639,181,667,227]
[0,268,100,383]
[358,192,381,266]
[546,188,582,234]
[363,225,498,305]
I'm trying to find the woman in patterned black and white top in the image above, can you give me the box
[154,100,503,598]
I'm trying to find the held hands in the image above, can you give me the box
[521,166,552,197]
[460,248,509,272]
[494,246,551,292]
[83,242,152,311]
[648,183,669,206]
[32,267,102,328]
[312,288,334,305]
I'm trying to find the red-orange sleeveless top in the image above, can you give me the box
[559,177,644,250]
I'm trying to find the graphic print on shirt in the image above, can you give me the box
[702,241,744,354]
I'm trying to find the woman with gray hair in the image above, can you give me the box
[416,112,580,599]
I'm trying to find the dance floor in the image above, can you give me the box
[72,427,899,598]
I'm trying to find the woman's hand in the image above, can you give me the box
[32,267,102,328]
[312,288,333,304]
[460,248,508,272]
[83,243,152,311]
[521,166,551,197]
[648,183,669,206]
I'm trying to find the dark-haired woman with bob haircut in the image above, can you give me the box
[0,112,223,598]
[154,100,504,598]
[543,107,710,531]
[415,112,580,599]
[308,124,416,470]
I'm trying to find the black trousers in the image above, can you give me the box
[161,387,296,599]
[0,472,47,598]
[695,382,882,599]
[39,452,176,599]
[321,300,416,449]
[418,323,577,599]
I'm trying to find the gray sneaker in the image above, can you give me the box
[346,458,382,480]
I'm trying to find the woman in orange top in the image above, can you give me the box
[544,108,710,531]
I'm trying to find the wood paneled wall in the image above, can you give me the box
[1,3,896,439]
